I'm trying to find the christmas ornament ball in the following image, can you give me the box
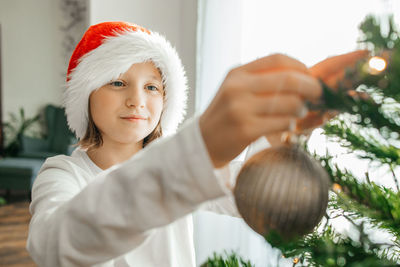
[234,145,330,241]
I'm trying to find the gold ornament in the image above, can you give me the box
[234,145,330,241]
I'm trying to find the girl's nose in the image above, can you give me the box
[125,87,145,108]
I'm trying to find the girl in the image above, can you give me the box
[27,21,365,266]
[27,21,249,267]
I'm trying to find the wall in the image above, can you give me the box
[0,0,197,139]
[90,0,198,119]
[0,0,65,124]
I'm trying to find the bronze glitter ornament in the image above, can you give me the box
[234,145,330,241]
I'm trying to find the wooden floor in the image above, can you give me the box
[0,200,36,266]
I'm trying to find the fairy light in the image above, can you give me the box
[368,56,387,74]
[332,183,342,193]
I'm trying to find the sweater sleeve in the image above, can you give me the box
[200,136,271,217]
[27,116,227,267]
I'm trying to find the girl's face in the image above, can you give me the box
[89,62,164,147]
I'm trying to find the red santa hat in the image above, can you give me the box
[64,21,188,139]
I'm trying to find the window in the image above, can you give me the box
[195,1,399,266]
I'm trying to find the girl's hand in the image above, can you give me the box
[310,50,369,88]
[199,54,322,168]
[294,50,369,134]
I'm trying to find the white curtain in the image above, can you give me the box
[194,0,399,266]
[193,1,291,266]
[195,0,243,113]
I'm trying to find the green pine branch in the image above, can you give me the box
[308,83,400,135]
[358,15,400,103]
[358,15,397,51]
[201,251,255,267]
[317,155,400,238]
[323,120,400,166]
[266,226,399,267]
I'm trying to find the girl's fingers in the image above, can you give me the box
[251,115,297,136]
[238,53,309,74]
[294,110,339,133]
[310,50,369,80]
[295,111,324,133]
[248,70,322,101]
[250,93,307,117]
[264,131,288,147]
[324,70,346,89]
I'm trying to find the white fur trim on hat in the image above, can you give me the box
[64,30,188,139]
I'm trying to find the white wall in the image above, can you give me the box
[90,0,198,119]
[0,0,65,123]
[0,0,197,134]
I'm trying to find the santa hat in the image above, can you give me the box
[64,21,188,139]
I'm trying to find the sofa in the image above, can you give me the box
[0,105,75,199]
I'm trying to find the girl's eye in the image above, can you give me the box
[146,85,159,91]
[110,81,125,87]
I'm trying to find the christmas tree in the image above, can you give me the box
[203,14,400,267]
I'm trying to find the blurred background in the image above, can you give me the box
[0,0,399,266]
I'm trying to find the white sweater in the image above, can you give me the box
[27,117,268,267]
